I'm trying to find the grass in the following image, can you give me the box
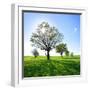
[24,55,80,77]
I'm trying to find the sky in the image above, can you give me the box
[23,11,80,56]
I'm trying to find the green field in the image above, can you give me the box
[24,56,80,77]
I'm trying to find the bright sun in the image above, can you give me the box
[41,28,46,33]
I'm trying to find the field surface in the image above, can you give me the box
[24,56,80,77]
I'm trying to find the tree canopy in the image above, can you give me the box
[71,52,74,57]
[56,43,67,56]
[32,49,39,58]
[30,22,63,60]
[65,50,69,56]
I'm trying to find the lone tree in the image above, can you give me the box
[65,50,69,56]
[71,52,74,57]
[56,43,67,56]
[32,49,39,58]
[30,22,63,60]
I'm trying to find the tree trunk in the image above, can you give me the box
[60,52,63,57]
[47,50,50,60]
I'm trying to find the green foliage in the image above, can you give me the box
[30,22,63,60]
[71,52,74,57]
[56,43,67,56]
[32,49,39,58]
[24,56,80,77]
[65,50,69,56]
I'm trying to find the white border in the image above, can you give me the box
[11,4,87,87]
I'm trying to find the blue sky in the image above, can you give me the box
[24,11,80,56]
